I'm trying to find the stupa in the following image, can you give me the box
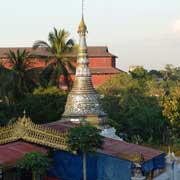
[62,12,106,126]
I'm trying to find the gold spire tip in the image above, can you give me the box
[78,16,87,33]
[78,0,87,33]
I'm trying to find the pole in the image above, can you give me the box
[83,152,87,180]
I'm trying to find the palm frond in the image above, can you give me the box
[33,40,50,50]
[32,27,75,88]
[66,61,76,74]
[1,49,37,100]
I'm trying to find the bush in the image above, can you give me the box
[33,86,66,96]
[16,93,67,124]
[0,87,67,125]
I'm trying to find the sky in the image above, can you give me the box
[0,0,179,71]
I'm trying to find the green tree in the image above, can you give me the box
[148,69,163,79]
[33,86,66,96]
[0,49,37,101]
[33,28,76,89]
[18,88,67,124]
[67,124,103,180]
[146,79,165,97]
[162,87,180,143]
[17,151,51,180]
[130,67,149,93]
[130,67,148,79]
[97,73,137,96]
[0,87,67,125]
[98,73,167,144]
[162,64,174,81]
[121,94,166,144]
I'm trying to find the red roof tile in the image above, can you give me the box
[90,67,122,74]
[45,121,164,162]
[44,121,78,132]
[0,141,47,166]
[99,138,163,161]
[0,121,163,166]
[0,46,116,58]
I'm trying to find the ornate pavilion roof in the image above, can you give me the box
[0,115,68,151]
[0,118,164,166]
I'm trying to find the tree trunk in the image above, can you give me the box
[32,172,36,180]
[83,152,87,180]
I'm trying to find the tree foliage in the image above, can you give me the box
[0,49,38,101]
[67,124,103,180]
[67,124,103,153]
[0,87,67,125]
[17,151,51,180]
[33,28,76,89]
[98,68,172,145]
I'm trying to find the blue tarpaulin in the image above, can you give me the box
[48,150,165,180]
[141,153,166,172]
[97,153,132,180]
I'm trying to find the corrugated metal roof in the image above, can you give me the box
[0,121,164,165]
[0,141,47,166]
[99,138,163,161]
[45,121,163,162]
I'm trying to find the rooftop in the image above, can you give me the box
[0,120,164,166]
[0,46,116,58]
[45,121,163,162]
[0,141,47,167]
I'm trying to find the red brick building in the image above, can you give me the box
[0,46,122,87]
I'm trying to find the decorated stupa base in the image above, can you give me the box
[61,114,106,127]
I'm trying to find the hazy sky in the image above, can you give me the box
[0,0,179,71]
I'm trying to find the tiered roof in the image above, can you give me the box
[0,46,116,58]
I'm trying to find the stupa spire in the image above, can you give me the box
[78,0,87,34]
[61,1,106,126]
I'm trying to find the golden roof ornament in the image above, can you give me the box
[0,115,68,151]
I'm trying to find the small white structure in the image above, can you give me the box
[100,127,122,140]
[153,151,180,180]
[131,163,146,180]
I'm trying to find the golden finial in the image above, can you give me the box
[78,0,87,33]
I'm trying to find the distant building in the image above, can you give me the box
[0,46,122,88]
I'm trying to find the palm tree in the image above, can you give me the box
[0,49,37,101]
[67,124,104,180]
[33,28,76,89]
[0,64,11,99]
[17,151,52,180]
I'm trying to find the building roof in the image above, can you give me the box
[0,116,68,151]
[0,141,47,167]
[90,67,122,74]
[60,67,122,75]
[100,138,163,162]
[45,121,164,162]
[0,46,116,58]
[0,120,164,166]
